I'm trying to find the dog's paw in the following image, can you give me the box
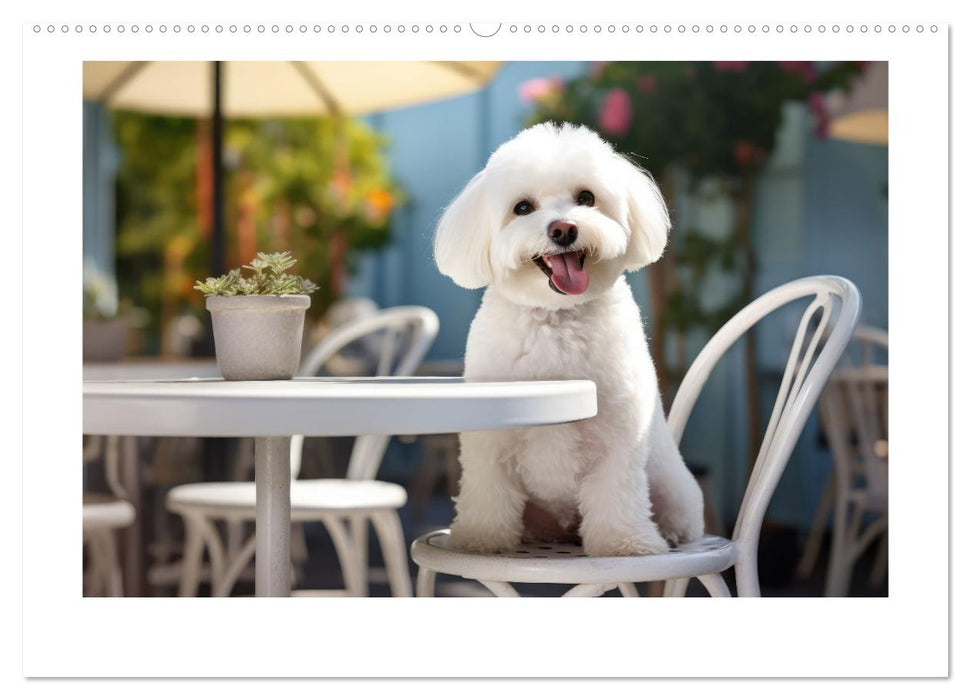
[655,498,705,547]
[582,527,670,557]
[662,521,704,548]
[651,479,706,547]
[447,522,521,554]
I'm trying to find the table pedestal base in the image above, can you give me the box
[255,436,291,597]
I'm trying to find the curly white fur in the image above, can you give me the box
[434,123,704,556]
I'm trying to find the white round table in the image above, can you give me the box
[83,377,598,596]
[83,359,221,381]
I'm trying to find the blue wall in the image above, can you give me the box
[82,101,119,278]
[348,62,889,532]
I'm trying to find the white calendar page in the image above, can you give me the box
[14,0,954,687]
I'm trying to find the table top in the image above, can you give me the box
[83,359,220,381]
[83,377,598,437]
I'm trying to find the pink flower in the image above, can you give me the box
[637,74,657,95]
[808,92,830,138]
[598,88,633,137]
[778,61,817,83]
[517,77,564,104]
[713,61,749,72]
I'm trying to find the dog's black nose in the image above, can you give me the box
[547,220,578,247]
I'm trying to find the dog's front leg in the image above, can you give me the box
[578,448,669,556]
[448,430,527,553]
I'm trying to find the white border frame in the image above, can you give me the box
[22,20,947,678]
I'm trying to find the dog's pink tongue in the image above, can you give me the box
[548,252,589,295]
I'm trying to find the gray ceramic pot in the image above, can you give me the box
[206,295,311,380]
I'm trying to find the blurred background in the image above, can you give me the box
[82,60,888,597]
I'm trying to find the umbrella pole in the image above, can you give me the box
[202,62,231,510]
[211,60,225,277]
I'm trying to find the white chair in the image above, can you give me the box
[83,435,136,596]
[796,326,888,595]
[410,276,860,597]
[167,306,439,597]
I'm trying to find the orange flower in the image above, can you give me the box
[365,188,395,220]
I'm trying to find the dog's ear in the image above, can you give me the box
[434,170,494,289]
[617,156,671,272]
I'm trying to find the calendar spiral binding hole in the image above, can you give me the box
[32,22,939,36]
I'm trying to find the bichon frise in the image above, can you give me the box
[434,122,704,556]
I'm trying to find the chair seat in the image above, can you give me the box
[83,496,136,530]
[411,530,737,585]
[166,478,407,519]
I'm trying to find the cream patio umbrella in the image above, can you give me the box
[827,61,888,145]
[83,61,504,274]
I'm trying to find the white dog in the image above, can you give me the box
[434,122,704,556]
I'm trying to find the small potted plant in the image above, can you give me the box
[194,251,319,381]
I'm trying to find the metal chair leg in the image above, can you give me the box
[215,534,257,597]
[797,473,834,579]
[563,583,615,597]
[98,530,125,597]
[663,577,689,597]
[416,567,436,597]
[371,510,413,597]
[350,514,369,592]
[321,514,367,596]
[479,580,520,597]
[868,531,889,589]
[697,573,731,597]
[825,497,854,596]
[178,518,205,597]
[195,516,226,593]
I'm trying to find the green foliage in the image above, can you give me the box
[113,113,202,346]
[194,251,319,296]
[227,117,399,310]
[112,112,399,350]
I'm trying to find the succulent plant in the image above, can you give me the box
[194,251,319,297]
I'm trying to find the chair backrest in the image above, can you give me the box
[667,276,860,595]
[847,325,888,367]
[818,327,889,502]
[289,306,440,480]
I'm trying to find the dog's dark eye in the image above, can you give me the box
[513,200,535,216]
[576,190,595,207]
